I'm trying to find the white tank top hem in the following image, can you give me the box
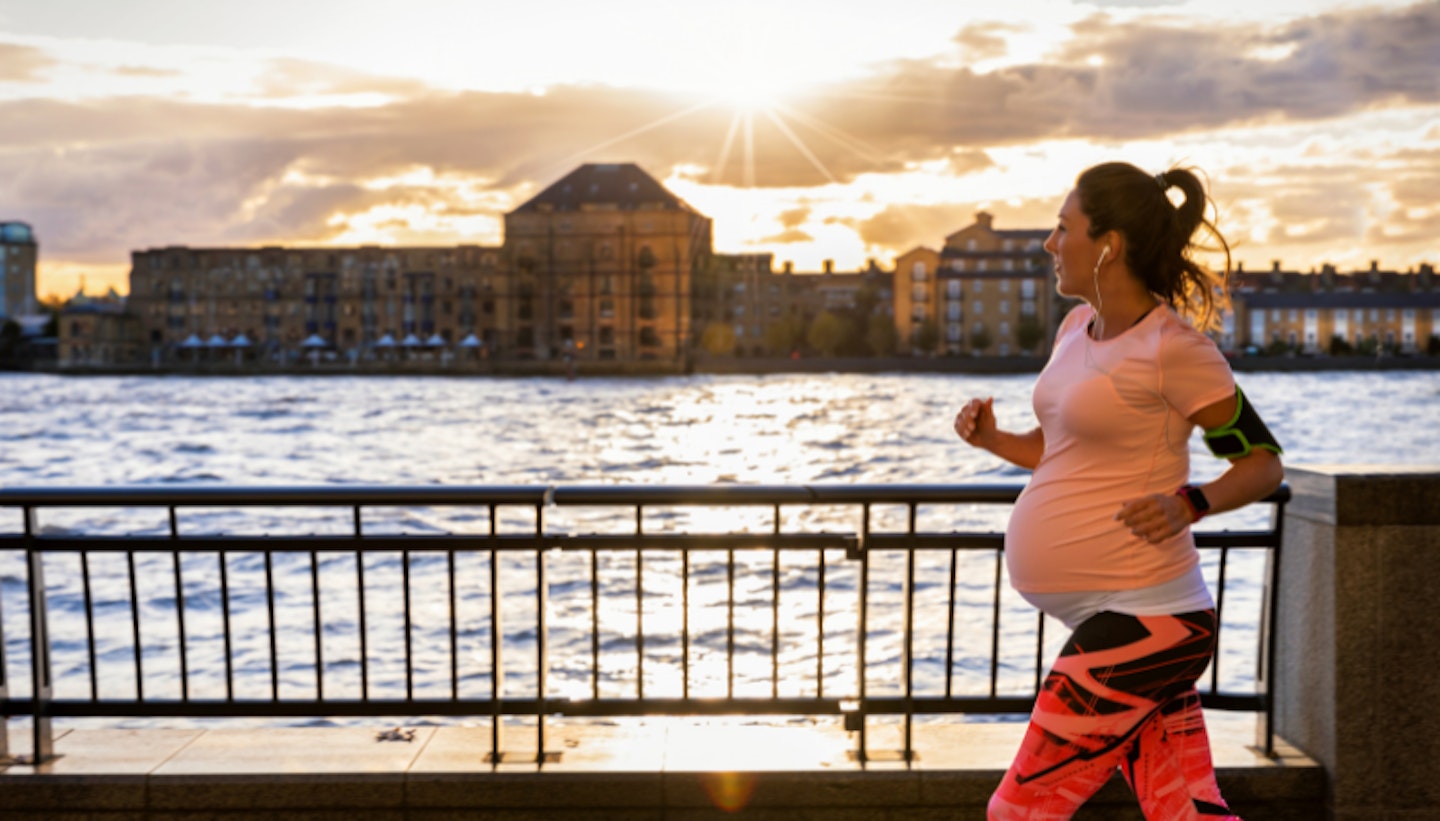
[1018,564,1214,630]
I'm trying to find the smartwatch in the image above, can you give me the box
[1176,484,1210,523]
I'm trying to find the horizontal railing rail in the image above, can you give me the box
[0,483,1289,765]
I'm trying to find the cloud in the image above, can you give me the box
[803,1,1440,150]
[2,2,1437,275]
[253,58,432,99]
[0,42,54,81]
[952,22,1027,63]
[757,228,814,244]
[777,207,811,229]
[111,64,181,78]
[853,203,970,252]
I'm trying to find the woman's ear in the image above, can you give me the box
[1103,231,1125,266]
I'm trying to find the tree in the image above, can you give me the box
[1428,335,1440,357]
[699,322,736,356]
[866,317,897,357]
[911,318,939,355]
[806,310,849,357]
[0,319,20,364]
[969,324,993,355]
[765,316,805,356]
[1328,334,1354,356]
[1016,316,1046,354]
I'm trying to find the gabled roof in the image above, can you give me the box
[512,164,698,214]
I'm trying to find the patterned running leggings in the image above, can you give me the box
[988,610,1241,820]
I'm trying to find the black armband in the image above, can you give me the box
[1203,387,1282,459]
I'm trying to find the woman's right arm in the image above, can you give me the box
[953,397,1044,471]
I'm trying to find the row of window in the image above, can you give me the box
[911,260,1045,281]
[1263,308,1433,323]
[909,276,1040,298]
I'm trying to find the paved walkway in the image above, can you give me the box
[2,712,1323,819]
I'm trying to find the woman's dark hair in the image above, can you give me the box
[1075,162,1232,331]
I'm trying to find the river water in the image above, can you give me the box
[1,369,1436,724]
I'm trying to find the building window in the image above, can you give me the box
[947,301,962,321]
[973,300,983,316]
[1000,278,1011,292]
[953,260,966,272]
[911,262,928,281]
[912,283,927,303]
[999,300,1009,315]
[1021,279,1036,298]
[946,281,961,298]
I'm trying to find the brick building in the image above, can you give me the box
[1232,261,1440,354]
[57,287,140,367]
[894,212,1066,356]
[503,163,711,362]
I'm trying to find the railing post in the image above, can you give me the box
[24,506,55,763]
[854,504,871,762]
[488,503,504,761]
[1,535,8,762]
[1254,495,1286,757]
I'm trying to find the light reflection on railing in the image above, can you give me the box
[0,484,1287,764]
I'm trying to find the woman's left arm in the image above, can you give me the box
[1117,393,1284,543]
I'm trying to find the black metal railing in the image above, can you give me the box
[0,484,1288,764]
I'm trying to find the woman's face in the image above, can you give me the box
[1043,189,1106,301]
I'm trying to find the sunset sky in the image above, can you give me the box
[1,0,1436,300]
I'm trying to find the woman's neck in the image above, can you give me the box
[1090,288,1159,341]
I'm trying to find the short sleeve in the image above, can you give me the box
[1159,323,1236,419]
[1052,304,1091,352]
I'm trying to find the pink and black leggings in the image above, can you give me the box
[988,610,1241,820]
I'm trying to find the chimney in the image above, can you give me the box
[783,261,793,275]
[823,259,834,274]
[975,211,994,231]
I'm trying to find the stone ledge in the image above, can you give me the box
[1,717,1323,819]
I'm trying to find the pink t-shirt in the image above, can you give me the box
[1005,304,1235,593]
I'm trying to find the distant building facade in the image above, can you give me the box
[124,164,713,365]
[59,163,1440,368]
[694,254,892,357]
[58,287,140,367]
[1,221,39,321]
[1233,261,1440,354]
[503,163,711,362]
[894,212,1065,357]
[126,244,506,362]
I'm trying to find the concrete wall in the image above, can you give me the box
[1275,465,1440,820]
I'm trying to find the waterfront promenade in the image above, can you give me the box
[1,712,1318,819]
[3,466,1437,819]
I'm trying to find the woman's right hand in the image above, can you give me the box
[954,397,997,449]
